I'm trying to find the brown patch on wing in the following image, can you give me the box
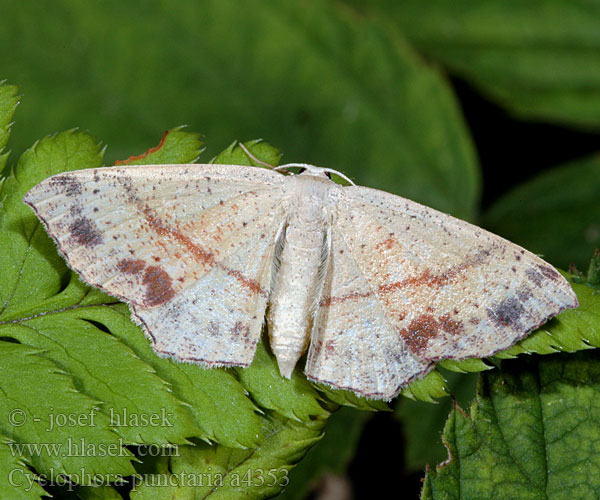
[69,217,103,247]
[323,340,336,360]
[321,268,451,307]
[116,258,175,307]
[143,266,175,306]
[399,313,464,354]
[379,268,452,294]
[320,291,371,307]
[438,313,463,336]
[118,258,146,274]
[322,266,459,307]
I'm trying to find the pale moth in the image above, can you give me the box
[24,149,578,400]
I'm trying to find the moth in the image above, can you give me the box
[24,159,578,400]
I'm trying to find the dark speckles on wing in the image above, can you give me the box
[517,287,533,303]
[487,297,525,329]
[537,264,560,281]
[207,321,220,337]
[50,174,82,196]
[69,217,103,247]
[230,321,252,345]
[69,205,82,217]
[437,313,463,336]
[526,268,543,286]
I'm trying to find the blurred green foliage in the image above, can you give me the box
[1,0,479,220]
[359,0,600,128]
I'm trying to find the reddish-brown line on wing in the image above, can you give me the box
[142,206,215,265]
[320,250,490,307]
[227,269,263,294]
[139,204,267,297]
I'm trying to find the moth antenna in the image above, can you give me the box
[322,168,355,186]
[238,142,273,168]
[238,142,293,175]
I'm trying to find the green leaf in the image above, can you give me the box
[0,434,49,499]
[422,351,600,499]
[130,413,326,500]
[236,341,330,422]
[381,0,600,128]
[315,385,390,412]
[401,370,449,403]
[0,343,135,482]
[587,249,600,285]
[3,0,479,219]
[2,308,199,446]
[103,303,265,449]
[278,407,370,500]
[114,127,203,165]
[437,358,493,374]
[483,155,600,270]
[0,81,19,172]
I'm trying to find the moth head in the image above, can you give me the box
[277,163,355,185]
